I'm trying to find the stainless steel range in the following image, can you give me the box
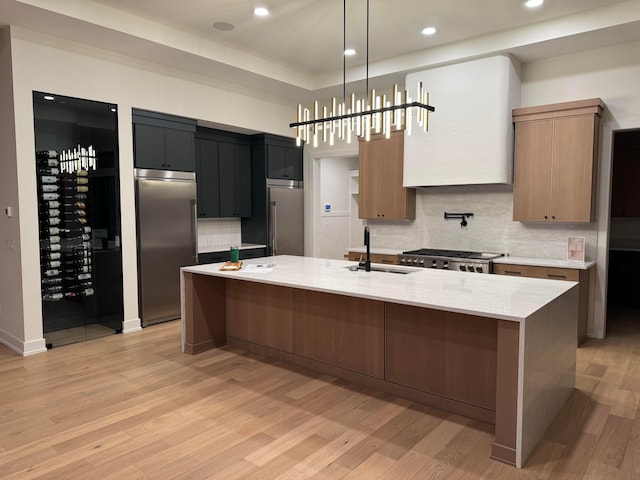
[398,249,504,274]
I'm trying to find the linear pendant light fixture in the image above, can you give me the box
[290,0,435,147]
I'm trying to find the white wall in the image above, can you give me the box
[0,28,34,354]
[3,26,297,354]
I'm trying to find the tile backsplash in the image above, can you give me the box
[366,185,599,261]
[197,218,242,252]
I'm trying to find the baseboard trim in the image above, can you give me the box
[122,318,142,333]
[0,328,47,356]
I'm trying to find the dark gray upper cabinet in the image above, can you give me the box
[266,143,303,180]
[132,109,196,172]
[219,142,251,218]
[195,138,220,218]
[195,129,252,219]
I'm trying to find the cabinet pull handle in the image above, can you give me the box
[547,274,566,279]
[504,270,522,275]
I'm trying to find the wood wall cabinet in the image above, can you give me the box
[493,263,592,345]
[512,99,604,223]
[358,131,415,220]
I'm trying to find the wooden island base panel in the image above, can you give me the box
[180,256,579,468]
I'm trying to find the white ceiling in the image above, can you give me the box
[2,0,640,102]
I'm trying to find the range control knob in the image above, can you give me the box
[443,261,449,270]
[476,266,484,273]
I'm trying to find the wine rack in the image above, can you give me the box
[37,150,94,302]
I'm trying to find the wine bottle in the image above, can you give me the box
[40,208,61,218]
[41,251,61,261]
[37,158,59,168]
[43,259,61,269]
[76,170,89,177]
[63,217,87,225]
[39,217,61,226]
[42,292,63,301]
[41,276,63,286]
[62,201,86,209]
[61,176,89,185]
[37,166,60,176]
[36,150,58,159]
[43,268,60,277]
[41,184,59,193]
[40,175,58,184]
[46,200,61,209]
[43,243,61,252]
[42,285,63,294]
[41,192,60,201]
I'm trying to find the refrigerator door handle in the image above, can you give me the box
[270,200,277,255]
[191,199,198,264]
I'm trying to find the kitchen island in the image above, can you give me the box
[181,255,578,468]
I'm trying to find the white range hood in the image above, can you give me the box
[403,55,521,187]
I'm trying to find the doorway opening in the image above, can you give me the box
[607,128,640,335]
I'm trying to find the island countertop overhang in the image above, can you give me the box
[181,255,577,322]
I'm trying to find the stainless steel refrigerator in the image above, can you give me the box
[267,179,304,256]
[135,169,197,326]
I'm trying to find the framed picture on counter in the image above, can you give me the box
[567,236,585,263]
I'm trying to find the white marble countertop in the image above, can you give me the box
[182,255,577,323]
[198,243,267,254]
[494,256,595,270]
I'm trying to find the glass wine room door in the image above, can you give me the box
[33,92,124,348]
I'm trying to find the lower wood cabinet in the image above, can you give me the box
[386,304,498,410]
[293,290,385,378]
[346,251,398,265]
[225,280,293,352]
[493,263,591,345]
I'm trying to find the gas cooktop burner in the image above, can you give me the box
[398,249,504,273]
[402,249,503,260]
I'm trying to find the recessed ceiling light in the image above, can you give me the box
[44,95,55,101]
[254,7,269,17]
[213,21,235,31]
[524,0,543,8]
[421,27,437,36]
[344,48,356,56]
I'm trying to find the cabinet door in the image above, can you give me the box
[195,138,220,218]
[239,247,266,260]
[218,142,237,217]
[219,142,252,218]
[550,115,595,222]
[358,138,385,218]
[359,132,413,219]
[284,146,303,180]
[266,144,285,178]
[235,144,252,217]
[134,124,165,169]
[513,120,553,221]
[198,251,229,264]
[165,128,195,172]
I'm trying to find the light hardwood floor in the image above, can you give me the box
[0,308,638,479]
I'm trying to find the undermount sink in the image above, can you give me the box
[346,265,416,275]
